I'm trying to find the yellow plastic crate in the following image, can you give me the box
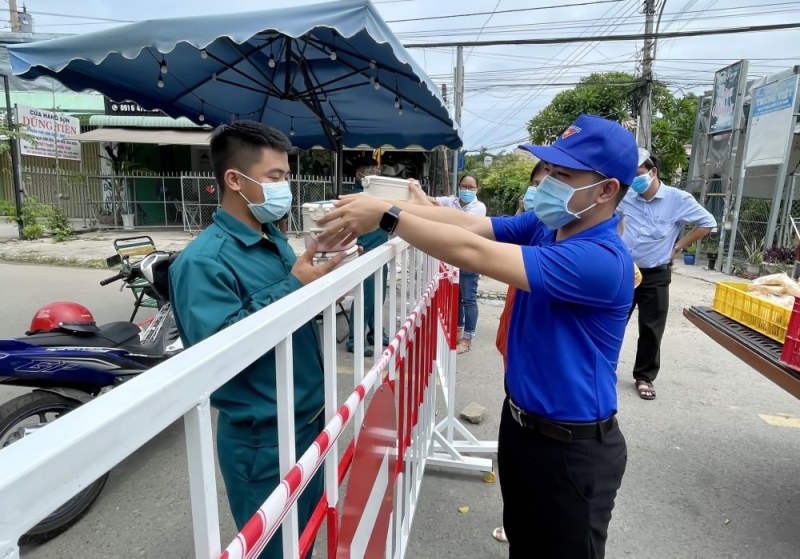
[712,281,792,343]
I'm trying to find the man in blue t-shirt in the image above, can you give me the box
[317,114,637,559]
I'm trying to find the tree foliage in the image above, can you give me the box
[526,72,697,181]
[474,154,537,215]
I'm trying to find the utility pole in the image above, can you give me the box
[3,75,24,239]
[638,0,656,150]
[8,0,20,32]
[451,45,463,195]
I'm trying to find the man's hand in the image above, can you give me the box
[670,246,680,265]
[316,194,392,249]
[291,238,348,285]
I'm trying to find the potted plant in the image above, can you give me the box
[743,235,765,275]
[762,244,795,275]
[101,143,149,230]
[683,244,696,266]
[703,239,719,270]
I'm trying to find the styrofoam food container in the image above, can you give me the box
[360,175,412,201]
[301,201,340,232]
[303,231,356,253]
[313,245,359,270]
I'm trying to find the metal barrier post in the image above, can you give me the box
[184,399,222,559]
[322,303,339,557]
[428,267,497,474]
[276,337,299,559]
[354,281,366,443]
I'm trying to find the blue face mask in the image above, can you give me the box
[522,186,537,212]
[459,189,476,204]
[237,172,293,224]
[631,172,653,194]
[532,175,604,230]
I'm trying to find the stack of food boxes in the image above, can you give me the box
[301,201,359,270]
[300,176,414,269]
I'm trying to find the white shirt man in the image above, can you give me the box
[617,149,716,400]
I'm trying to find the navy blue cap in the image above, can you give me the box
[518,114,638,186]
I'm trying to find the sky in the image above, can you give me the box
[7,0,800,153]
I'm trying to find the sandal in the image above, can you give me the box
[635,380,656,400]
[492,526,508,543]
[457,340,472,354]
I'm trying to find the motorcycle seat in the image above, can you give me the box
[24,321,142,348]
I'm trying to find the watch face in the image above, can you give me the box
[380,207,400,233]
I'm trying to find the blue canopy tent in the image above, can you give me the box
[7,0,461,192]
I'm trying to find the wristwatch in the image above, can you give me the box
[379,205,402,235]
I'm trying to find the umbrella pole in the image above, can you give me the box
[334,139,344,197]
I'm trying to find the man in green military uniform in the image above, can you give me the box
[169,121,344,559]
[347,161,390,357]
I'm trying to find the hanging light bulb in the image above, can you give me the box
[199,103,205,122]
[160,60,168,75]
[200,49,208,60]
[290,117,295,136]
[394,95,400,109]
[398,102,404,116]
[369,60,376,69]
[369,76,375,84]
[374,79,380,90]
[330,51,337,61]
[268,54,276,68]
[157,75,165,88]
[413,104,418,112]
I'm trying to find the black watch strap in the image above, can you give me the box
[379,205,402,234]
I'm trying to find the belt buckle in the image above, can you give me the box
[508,399,524,426]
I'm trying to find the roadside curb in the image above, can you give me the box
[671,266,728,286]
[0,253,107,269]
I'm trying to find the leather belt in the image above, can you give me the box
[508,398,617,443]
[639,264,671,273]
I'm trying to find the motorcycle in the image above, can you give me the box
[0,250,183,544]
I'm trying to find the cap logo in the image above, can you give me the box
[560,125,581,139]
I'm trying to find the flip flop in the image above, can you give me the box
[492,526,508,543]
[635,380,656,400]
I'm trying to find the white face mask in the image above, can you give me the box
[532,175,605,230]
[236,171,292,224]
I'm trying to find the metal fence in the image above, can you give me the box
[1,168,431,233]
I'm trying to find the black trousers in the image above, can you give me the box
[628,265,672,383]
[498,399,627,559]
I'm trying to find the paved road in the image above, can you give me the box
[2,262,800,558]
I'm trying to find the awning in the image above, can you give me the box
[87,114,207,128]
[78,127,212,145]
[7,0,462,151]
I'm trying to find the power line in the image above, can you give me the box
[25,10,133,23]
[386,0,624,24]
[466,0,637,149]
[464,0,502,65]
[403,21,800,48]
[394,5,800,39]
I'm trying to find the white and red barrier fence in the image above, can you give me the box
[0,239,496,559]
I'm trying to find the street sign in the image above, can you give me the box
[337,384,397,559]
[15,105,81,161]
[103,98,163,116]
[458,152,464,170]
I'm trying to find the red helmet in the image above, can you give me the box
[27,302,100,335]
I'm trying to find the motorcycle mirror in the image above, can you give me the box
[106,254,122,268]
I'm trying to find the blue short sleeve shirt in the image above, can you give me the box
[491,212,634,422]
